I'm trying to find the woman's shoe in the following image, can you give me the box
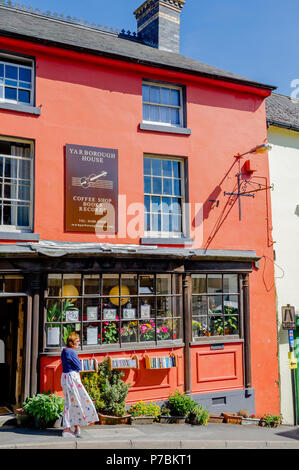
[62,431,76,438]
[74,428,81,437]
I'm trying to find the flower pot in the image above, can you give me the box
[16,409,33,428]
[167,416,186,424]
[222,412,242,425]
[34,415,62,429]
[130,415,155,425]
[208,414,224,424]
[98,413,131,425]
[159,415,173,424]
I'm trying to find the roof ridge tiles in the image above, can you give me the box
[0,0,120,36]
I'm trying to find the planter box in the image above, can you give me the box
[222,412,242,425]
[242,417,260,425]
[159,416,173,424]
[208,414,225,424]
[167,416,186,424]
[130,416,155,425]
[98,413,131,425]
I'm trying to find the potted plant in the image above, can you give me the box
[259,413,283,428]
[80,371,104,419]
[129,401,160,424]
[102,321,119,344]
[97,358,131,424]
[165,390,198,424]
[15,407,33,428]
[187,405,210,426]
[22,392,64,429]
[121,322,137,343]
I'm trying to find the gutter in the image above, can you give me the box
[267,119,299,133]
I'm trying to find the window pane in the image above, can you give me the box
[150,86,160,103]
[172,198,182,215]
[143,103,149,121]
[207,274,222,294]
[151,196,161,213]
[3,205,17,225]
[5,158,17,178]
[17,205,29,227]
[170,108,180,125]
[173,318,182,340]
[171,214,181,232]
[19,160,31,180]
[19,67,32,83]
[171,89,180,106]
[144,158,151,175]
[142,84,150,102]
[151,213,161,231]
[161,87,171,105]
[4,183,17,199]
[5,65,17,80]
[102,320,119,344]
[102,274,119,296]
[172,161,180,178]
[144,212,150,231]
[162,159,172,177]
[223,295,239,315]
[210,316,224,336]
[209,295,222,314]
[152,159,162,176]
[223,274,238,293]
[5,87,17,100]
[18,89,30,103]
[144,176,151,193]
[144,195,150,212]
[18,184,30,201]
[5,79,17,87]
[192,295,208,315]
[152,177,162,194]
[149,105,159,121]
[157,296,172,317]
[192,275,207,294]
[121,274,137,296]
[121,321,137,343]
[4,275,24,293]
[157,274,171,294]
[160,106,170,123]
[157,319,172,340]
[140,320,156,342]
[162,213,171,232]
[48,274,62,297]
[163,178,172,195]
[62,274,81,297]
[0,87,3,99]
[139,276,155,295]
[192,317,207,338]
[161,197,171,213]
[173,179,181,196]
[0,64,3,78]
[84,275,100,295]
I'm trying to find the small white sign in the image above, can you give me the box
[103,308,117,321]
[123,308,136,320]
[87,306,98,321]
[140,304,151,319]
[87,327,98,345]
[47,327,60,346]
[65,309,79,322]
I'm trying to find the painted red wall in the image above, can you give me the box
[0,35,279,416]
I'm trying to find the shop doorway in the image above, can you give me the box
[0,297,26,411]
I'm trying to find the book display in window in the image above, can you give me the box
[108,355,139,370]
[80,358,98,373]
[144,353,177,369]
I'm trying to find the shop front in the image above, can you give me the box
[0,242,257,413]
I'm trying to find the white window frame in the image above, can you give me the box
[144,154,186,238]
[142,81,184,128]
[0,53,34,107]
[0,135,34,232]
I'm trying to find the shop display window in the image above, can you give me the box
[44,273,183,349]
[192,274,240,339]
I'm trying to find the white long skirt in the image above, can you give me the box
[61,371,98,428]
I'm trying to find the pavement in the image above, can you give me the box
[1,413,299,449]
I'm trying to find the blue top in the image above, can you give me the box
[61,348,82,373]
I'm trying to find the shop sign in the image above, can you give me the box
[65,144,118,233]
[282,305,296,330]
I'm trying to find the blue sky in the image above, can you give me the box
[14,0,298,95]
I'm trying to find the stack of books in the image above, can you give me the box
[80,359,98,372]
[111,358,138,369]
[149,356,176,369]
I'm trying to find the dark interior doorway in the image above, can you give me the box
[0,297,25,410]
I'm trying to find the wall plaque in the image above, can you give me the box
[65,144,118,233]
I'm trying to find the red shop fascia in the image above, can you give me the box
[0,1,279,418]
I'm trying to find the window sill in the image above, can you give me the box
[139,123,191,135]
[0,232,40,241]
[190,337,244,345]
[41,340,185,355]
[0,102,41,115]
[141,237,194,246]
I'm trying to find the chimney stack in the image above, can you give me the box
[134,0,186,54]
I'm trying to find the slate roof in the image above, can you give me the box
[0,5,276,91]
[266,93,299,132]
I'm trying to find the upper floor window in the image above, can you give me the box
[0,137,33,231]
[142,81,183,127]
[144,155,185,237]
[0,55,34,106]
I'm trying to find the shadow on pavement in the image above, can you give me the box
[276,428,299,441]
[0,427,62,437]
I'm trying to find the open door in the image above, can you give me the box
[0,297,25,411]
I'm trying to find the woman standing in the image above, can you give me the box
[60,332,98,438]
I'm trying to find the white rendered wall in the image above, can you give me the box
[268,126,299,425]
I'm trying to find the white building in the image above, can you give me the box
[266,93,299,425]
